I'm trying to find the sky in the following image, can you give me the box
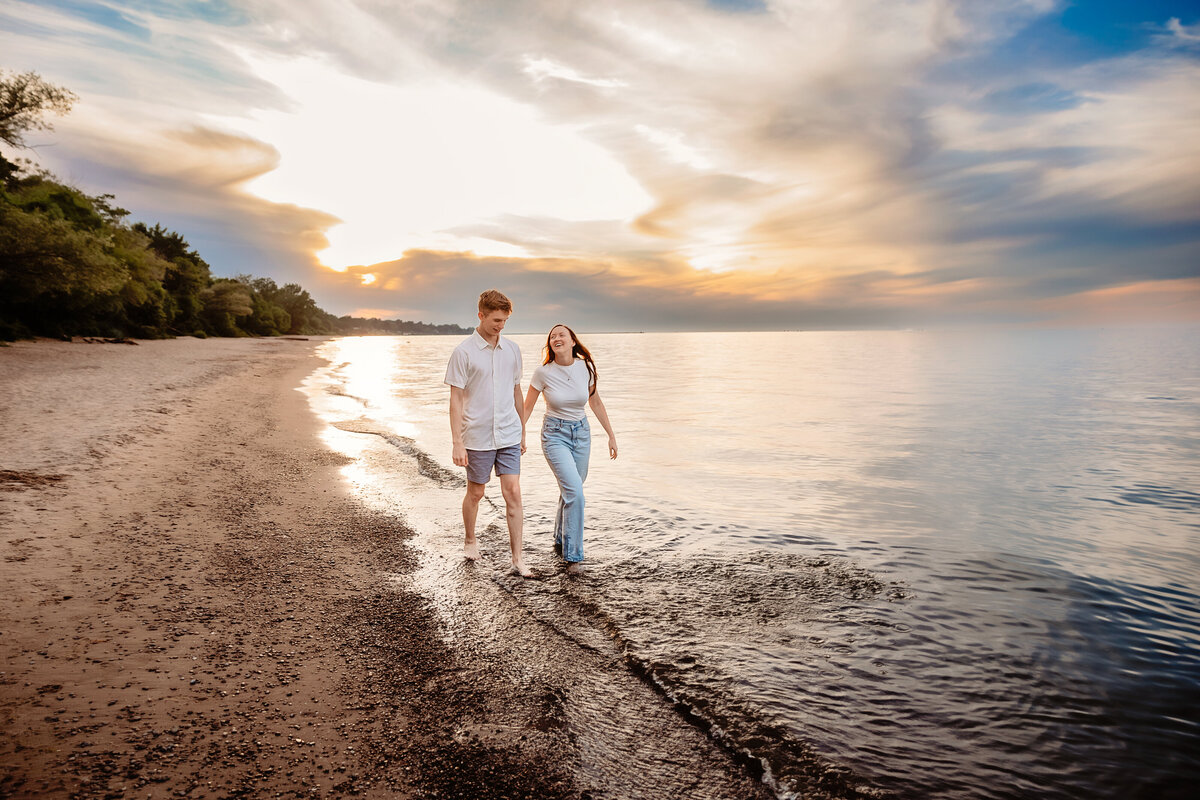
[2,0,1198,331]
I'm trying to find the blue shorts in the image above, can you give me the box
[466,445,521,484]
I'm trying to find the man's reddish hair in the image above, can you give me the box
[478,289,513,314]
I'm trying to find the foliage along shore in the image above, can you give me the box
[0,70,468,342]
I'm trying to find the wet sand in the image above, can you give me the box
[0,338,775,799]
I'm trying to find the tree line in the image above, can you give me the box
[0,70,468,341]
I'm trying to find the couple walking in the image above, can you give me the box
[444,289,617,577]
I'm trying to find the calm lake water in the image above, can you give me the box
[303,326,1200,799]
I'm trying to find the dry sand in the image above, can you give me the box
[0,338,772,800]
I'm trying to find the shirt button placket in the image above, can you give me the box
[492,347,500,447]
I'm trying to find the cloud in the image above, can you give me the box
[1161,17,1200,47]
[320,249,914,332]
[313,247,1090,333]
[30,99,340,286]
[981,82,1090,114]
[523,56,627,89]
[3,0,1197,328]
[919,50,1200,292]
[1034,277,1200,324]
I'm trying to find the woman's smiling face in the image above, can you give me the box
[549,325,574,356]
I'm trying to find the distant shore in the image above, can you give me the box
[0,338,772,799]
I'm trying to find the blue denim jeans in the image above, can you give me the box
[541,416,591,563]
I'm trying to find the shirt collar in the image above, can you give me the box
[472,329,505,349]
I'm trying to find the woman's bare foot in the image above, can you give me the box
[566,562,587,575]
[464,539,480,561]
[511,560,534,578]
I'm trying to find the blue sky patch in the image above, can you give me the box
[1058,0,1198,54]
[41,0,249,30]
[706,0,768,13]
[39,0,150,40]
[133,0,248,26]
[995,0,1199,66]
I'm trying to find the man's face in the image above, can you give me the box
[478,309,510,337]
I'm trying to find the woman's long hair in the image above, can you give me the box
[542,324,597,396]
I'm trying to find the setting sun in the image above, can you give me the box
[224,53,653,271]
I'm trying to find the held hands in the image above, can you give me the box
[452,442,468,467]
[521,432,527,455]
[608,435,618,459]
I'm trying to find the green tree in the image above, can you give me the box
[231,275,290,335]
[199,279,253,336]
[110,226,171,337]
[133,222,203,264]
[133,222,213,335]
[0,201,126,298]
[271,282,332,334]
[1,210,111,338]
[0,70,77,152]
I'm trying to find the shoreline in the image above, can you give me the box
[0,338,774,799]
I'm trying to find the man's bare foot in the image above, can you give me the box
[511,560,534,578]
[566,562,587,575]
[464,540,480,561]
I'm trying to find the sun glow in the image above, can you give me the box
[218,54,653,271]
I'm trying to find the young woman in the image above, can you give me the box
[523,324,617,574]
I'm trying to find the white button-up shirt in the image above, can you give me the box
[444,330,524,450]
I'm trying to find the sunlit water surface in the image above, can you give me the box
[302,327,1200,799]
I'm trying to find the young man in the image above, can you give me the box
[444,289,532,577]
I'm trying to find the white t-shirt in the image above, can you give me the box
[530,359,592,422]
[444,330,524,450]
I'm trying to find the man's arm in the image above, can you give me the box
[449,385,468,466]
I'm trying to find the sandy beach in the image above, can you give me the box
[0,338,776,800]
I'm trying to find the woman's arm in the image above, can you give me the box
[522,385,542,424]
[515,383,527,454]
[588,392,618,459]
